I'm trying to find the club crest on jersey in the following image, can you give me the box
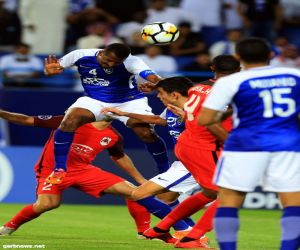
[100,137,112,146]
[103,68,113,74]
[37,115,52,120]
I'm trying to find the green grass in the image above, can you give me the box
[0,204,281,249]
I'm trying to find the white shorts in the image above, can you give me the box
[214,151,300,192]
[68,96,154,124]
[150,161,200,194]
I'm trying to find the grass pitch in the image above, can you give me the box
[0,203,281,250]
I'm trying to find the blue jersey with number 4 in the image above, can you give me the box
[59,49,156,103]
[203,66,300,151]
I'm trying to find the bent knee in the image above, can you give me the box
[35,200,60,212]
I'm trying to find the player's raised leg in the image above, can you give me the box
[47,108,95,184]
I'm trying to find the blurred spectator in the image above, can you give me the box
[209,29,243,59]
[222,0,243,30]
[137,45,177,75]
[66,4,119,51]
[169,22,206,56]
[272,36,289,56]
[270,44,300,68]
[76,22,122,49]
[182,52,212,82]
[146,0,200,32]
[180,0,225,46]
[19,0,69,54]
[116,10,148,54]
[0,0,21,51]
[0,43,43,87]
[237,0,283,42]
[280,0,300,49]
[95,0,146,22]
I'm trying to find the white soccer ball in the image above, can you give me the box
[141,22,180,45]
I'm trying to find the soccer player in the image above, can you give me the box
[141,57,240,249]
[0,110,190,241]
[44,43,169,183]
[199,38,300,250]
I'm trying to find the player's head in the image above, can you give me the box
[211,55,241,78]
[155,76,193,106]
[235,37,272,64]
[98,43,131,68]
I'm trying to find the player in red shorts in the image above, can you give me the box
[0,110,188,241]
[143,55,240,249]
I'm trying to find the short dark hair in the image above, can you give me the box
[212,55,240,74]
[155,76,194,97]
[236,37,271,63]
[104,43,131,59]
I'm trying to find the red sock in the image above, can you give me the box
[184,200,218,240]
[5,204,41,229]
[126,199,151,233]
[156,192,214,231]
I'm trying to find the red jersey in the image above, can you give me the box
[178,83,232,150]
[32,116,123,177]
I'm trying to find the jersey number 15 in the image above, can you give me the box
[259,88,296,118]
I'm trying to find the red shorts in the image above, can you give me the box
[175,142,219,191]
[36,165,124,197]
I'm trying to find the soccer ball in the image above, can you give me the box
[141,22,179,45]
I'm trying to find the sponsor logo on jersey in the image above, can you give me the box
[100,137,112,146]
[71,143,94,156]
[169,130,181,139]
[37,115,53,120]
[167,117,182,127]
[82,77,110,86]
[103,68,113,74]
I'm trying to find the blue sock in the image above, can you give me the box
[53,129,74,171]
[137,196,189,231]
[169,200,195,227]
[214,207,239,250]
[280,206,300,250]
[145,137,170,174]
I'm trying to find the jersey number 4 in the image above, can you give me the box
[259,88,296,118]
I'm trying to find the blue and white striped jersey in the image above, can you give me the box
[203,66,300,151]
[59,49,156,103]
[160,109,185,146]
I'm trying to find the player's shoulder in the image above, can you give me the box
[124,54,143,64]
[69,48,101,58]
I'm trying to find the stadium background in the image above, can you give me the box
[1,0,299,210]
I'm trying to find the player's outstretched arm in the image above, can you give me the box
[207,124,228,143]
[112,154,147,185]
[44,55,64,76]
[166,104,185,120]
[102,107,167,126]
[0,109,34,126]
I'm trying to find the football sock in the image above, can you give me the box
[137,196,189,231]
[169,199,195,227]
[53,129,74,171]
[145,137,170,174]
[214,207,239,250]
[182,200,218,241]
[5,204,41,229]
[125,199,151,233]
[280,206,300,250]
[155,192,214,231]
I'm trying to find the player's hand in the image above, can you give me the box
[44,55,64,75]
[167,104,185,119]
[138,82,156,93]
[101,107,126,116]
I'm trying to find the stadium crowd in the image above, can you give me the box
[0,0,300,87]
